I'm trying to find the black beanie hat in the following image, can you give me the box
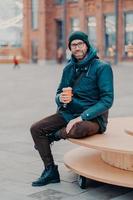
[68,31,90,50]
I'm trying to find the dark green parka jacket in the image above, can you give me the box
[55,45,114,132]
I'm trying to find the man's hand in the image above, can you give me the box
[59,87,73,104]
[59,92,72,104]
[66,116,82,134]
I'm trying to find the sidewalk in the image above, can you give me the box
[0,62,133,200]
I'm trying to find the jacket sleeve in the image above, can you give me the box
[81,64,114,120]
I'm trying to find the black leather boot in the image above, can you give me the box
[32,164,60,187]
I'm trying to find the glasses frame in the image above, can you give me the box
[70,41,85,49]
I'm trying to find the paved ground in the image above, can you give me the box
[0,61,133,200]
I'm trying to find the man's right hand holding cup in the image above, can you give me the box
[59,87,73,107]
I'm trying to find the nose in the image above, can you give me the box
[75,45,80,50]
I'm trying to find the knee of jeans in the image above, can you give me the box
[30,124,39,137]
[68,123,90,139]
[68,125,80,139]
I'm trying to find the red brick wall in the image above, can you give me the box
[0,0,133,63]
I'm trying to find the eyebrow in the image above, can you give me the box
[71,41,84,45]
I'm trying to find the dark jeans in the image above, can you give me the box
[30,113,100,167]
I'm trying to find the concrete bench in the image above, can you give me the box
[64,117,133,188]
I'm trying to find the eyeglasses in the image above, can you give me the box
[70,42,85,49]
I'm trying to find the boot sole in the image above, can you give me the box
[32,179,60,187]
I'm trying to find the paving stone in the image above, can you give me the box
[61,185,132,200]
[79,185,132,200]
[0,180,47,196]
[29,188,72,200]
[111,191,133,200]
[40,181,86,195]
[0,190,33,200]
[57,163,77,183]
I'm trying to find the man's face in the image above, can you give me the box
[70,39,88,60]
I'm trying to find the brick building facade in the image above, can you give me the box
[0,0,133,63]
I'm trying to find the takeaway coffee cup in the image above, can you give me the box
[62,87,72,108]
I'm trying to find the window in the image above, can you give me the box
[124,12,133,58]
[0,0,23,48]
[104,15,116,57]
[70,18,80,32]
[56,20,63,47]
[31,40,38,63]
[31,0,38,30]
[55,0,64,4]
[55,0,78,4]
[87,16,97,47]
[68,0,78,2]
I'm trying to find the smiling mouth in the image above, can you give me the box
[75,51,82,54]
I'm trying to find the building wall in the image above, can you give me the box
[0,0,133,63]
[44,0,133,63]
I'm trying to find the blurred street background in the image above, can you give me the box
[0,0,133,65]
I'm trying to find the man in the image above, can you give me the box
[30,31,114,187]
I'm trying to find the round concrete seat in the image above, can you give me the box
[68,117,133,154]
[64,117,133,188]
